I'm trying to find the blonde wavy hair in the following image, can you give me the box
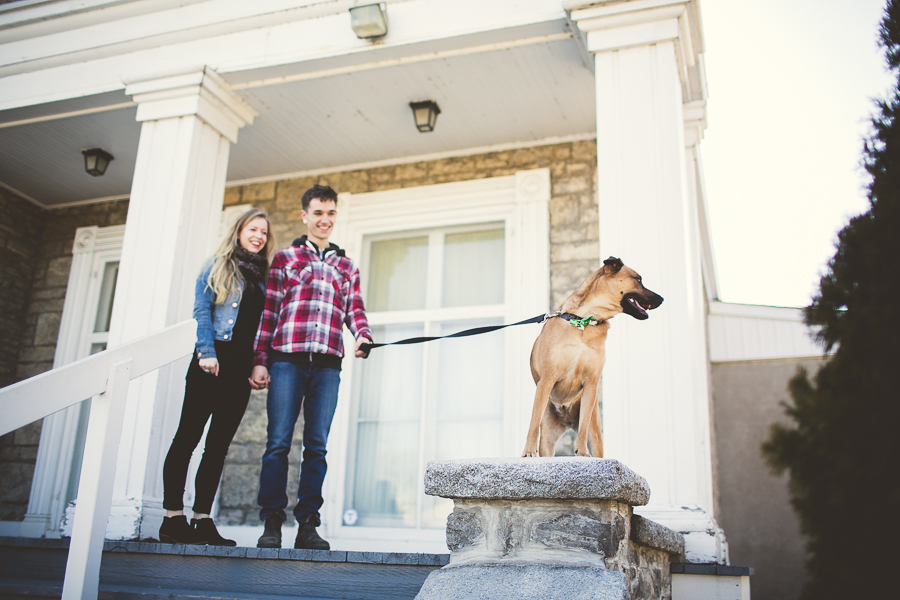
[206,208,275,304]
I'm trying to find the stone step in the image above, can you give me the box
[0,537,447,600]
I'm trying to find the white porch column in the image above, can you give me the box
[567,1,725,562]
[101,67,256,539]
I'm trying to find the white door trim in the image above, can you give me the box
[19,225,125,538]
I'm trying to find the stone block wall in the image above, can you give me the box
[223,141,599,310]
[14,201,129,381]
[218,141,599,523]
[0,198,129,522]
[0,190,43,388]
[0,189,44,522]
[440,500,674,600]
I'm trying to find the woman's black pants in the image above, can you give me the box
[162,358,251,514]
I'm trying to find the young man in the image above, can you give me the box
[250,184,372,550]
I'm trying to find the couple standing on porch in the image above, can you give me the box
[158,184,373,550]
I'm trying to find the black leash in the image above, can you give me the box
[358,311,603,354]
[358,313,548,354]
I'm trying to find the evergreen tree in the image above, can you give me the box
[762,2,900,597]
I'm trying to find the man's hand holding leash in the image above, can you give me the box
[355,337,373,359]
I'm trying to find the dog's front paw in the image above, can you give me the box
[574,447,592,457]
[522,448,539,457]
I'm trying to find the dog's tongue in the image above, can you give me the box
[629,297,647,314]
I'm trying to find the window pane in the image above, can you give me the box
[435,318,504,422]
[350,421,419,528]
[348,323,424,528]
[367,237,428,312]
[356,324,424,420]
[442,229,504,308]
[422,318,504,529]
[93,261,119,333]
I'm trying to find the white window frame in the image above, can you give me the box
[322,169,550,549]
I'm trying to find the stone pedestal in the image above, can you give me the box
[416,458,684,600]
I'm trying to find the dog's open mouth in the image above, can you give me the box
[631,297,650,313]
[621,291,663,320]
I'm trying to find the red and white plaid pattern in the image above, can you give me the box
[253,244,372,366]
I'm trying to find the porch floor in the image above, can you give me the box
[0,536,448,599]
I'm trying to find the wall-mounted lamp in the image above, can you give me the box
[81,147,114,177]
[349,3,388,39]
[409,100,441,133]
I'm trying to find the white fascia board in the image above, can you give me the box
[0,0,351,69]
[0,0,130,25]
[0,0,208,38]
[0,0,562,73]
[569,0,687,21]
[0,0,566,112]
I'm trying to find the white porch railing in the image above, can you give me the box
[0,320,196,600]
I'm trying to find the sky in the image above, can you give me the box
[699,0,894,308]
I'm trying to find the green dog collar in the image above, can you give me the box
[568,316,599,330]
[554,311,602,330]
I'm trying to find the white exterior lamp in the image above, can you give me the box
[409,100,441,133]
[81,148,114,177]
[349,3,388,39]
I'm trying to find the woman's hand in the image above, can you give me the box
[199,357,219,376]
[249,365,270,390]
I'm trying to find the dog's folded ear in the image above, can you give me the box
[603,257,624,272]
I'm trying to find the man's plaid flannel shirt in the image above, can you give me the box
[253,238,372,367]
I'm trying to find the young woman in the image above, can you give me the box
[159,208,274,545]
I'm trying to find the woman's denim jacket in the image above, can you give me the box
[193,259,266,361]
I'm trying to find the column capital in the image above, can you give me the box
[124,66,257,143]
[566,0,706,102]
[683,99,707,147]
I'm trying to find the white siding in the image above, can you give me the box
[707,300,825,362]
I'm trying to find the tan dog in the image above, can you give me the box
[522,257,663,458]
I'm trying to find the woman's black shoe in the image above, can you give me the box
[159,515,203,544]
[192,517,237,546]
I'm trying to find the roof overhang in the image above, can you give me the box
[0,0,600,207]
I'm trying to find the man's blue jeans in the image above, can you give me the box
[258,360,341,522]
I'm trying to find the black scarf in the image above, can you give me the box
[233,246,268,285]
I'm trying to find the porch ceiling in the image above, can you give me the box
[0,33,596,208]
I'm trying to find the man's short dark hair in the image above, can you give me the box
[301,184,338,211]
